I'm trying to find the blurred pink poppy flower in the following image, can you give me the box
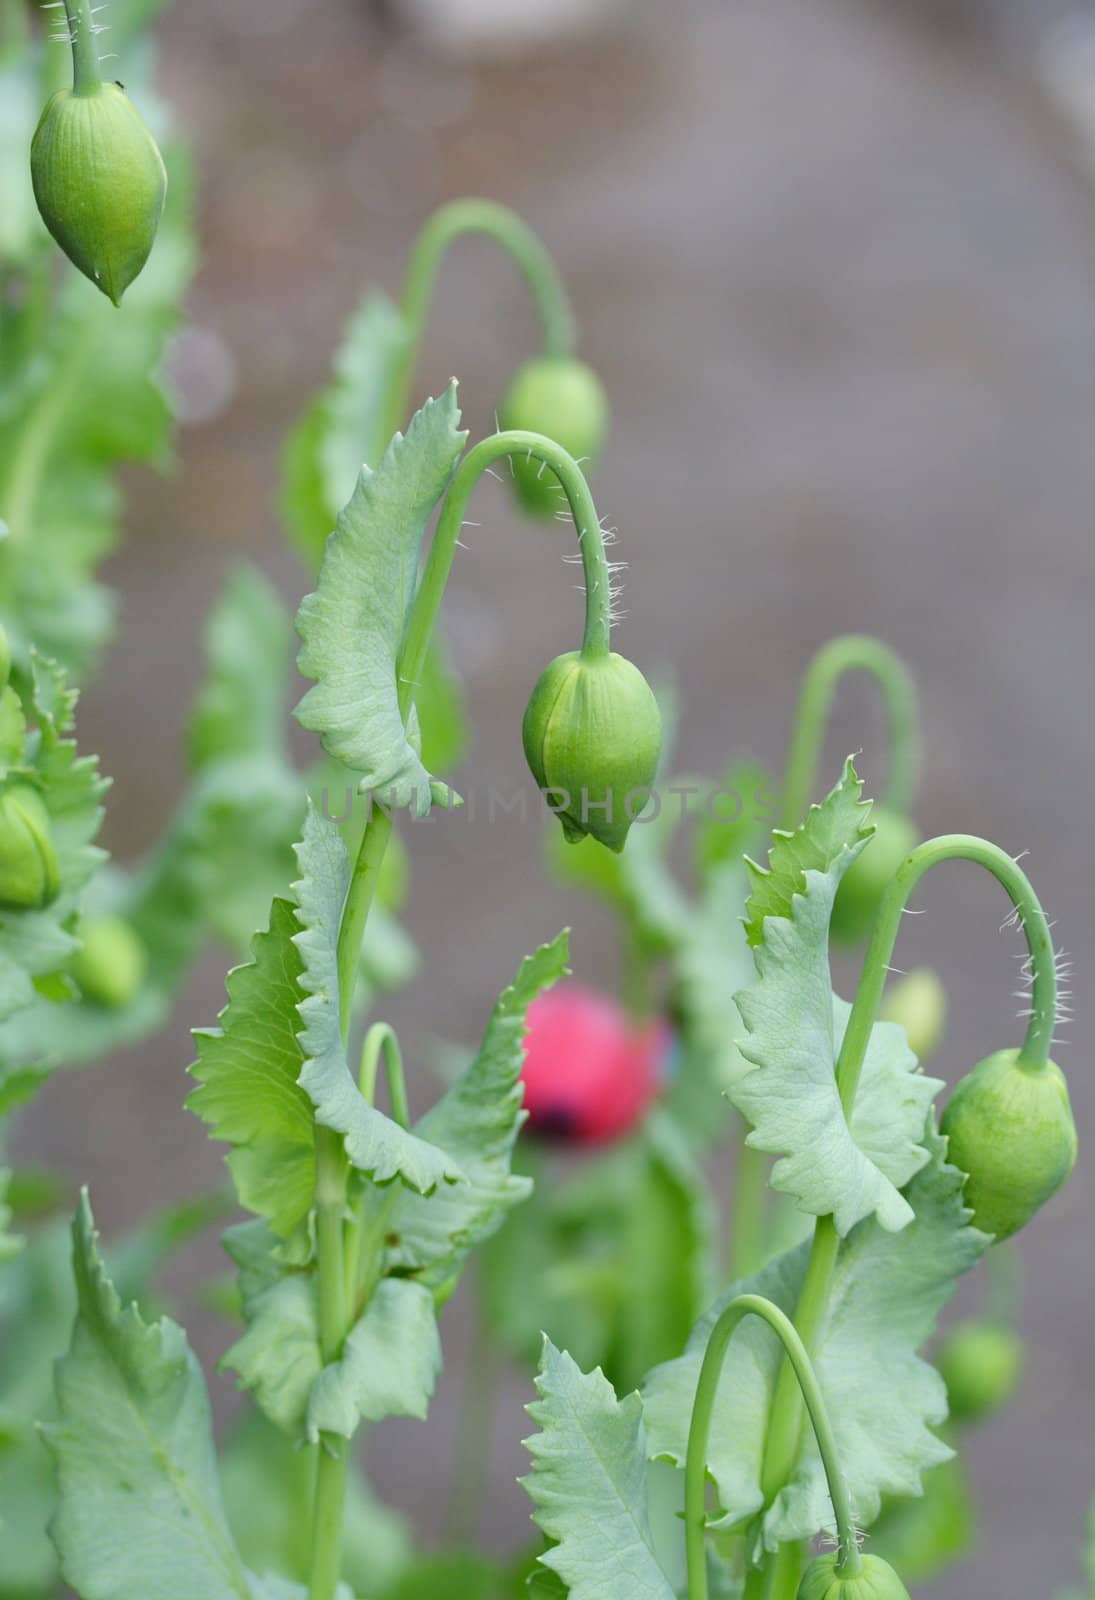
[520,982,671,1143]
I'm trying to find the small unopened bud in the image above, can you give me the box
[500,358,608,517]
[31,83,167,306]
[522,651,661,853]
[70,914,147,1009]
[940,1048,1077,1240]
[0,783,61,911]
[797,1553,910,1600]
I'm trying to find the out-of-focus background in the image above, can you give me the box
[19,0,1095,1593]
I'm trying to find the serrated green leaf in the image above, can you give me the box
[642,1129,988,1557]
[188,898,315,1236]
[306,1278,441,1442]
[386,931,569,1280]
[43,1194,256,1600]
[293,804,462,1194]
[743,757,872,948]
[294,390,467,815]
[189,567,291,770]
[523,1340,676,1600]
[732,765,941,1235]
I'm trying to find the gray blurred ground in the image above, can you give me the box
[19,0,1095,1593]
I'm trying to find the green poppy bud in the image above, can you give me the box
[940,1048,1077,1239]
[522,651,661,853]
[500,357,608,517]
[69,914,147,1009]
[938,1319,1023,1423]
[880,967,947,1062]
[797,1553,910,1600]
[0,783,61,911]
[31,82,167,306]
[830,807,917,944]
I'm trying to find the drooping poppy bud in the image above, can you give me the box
[880,967,947,1062]
[830,807,917,944]
[31,82,167,306]
[940,1048,1076,1239]
[0,783,61,911]
[938,1318,1023,1423]
[797,1553,910,1600]
[500,357,608,517]
[70,914,147,1009]
[519,983,669,1142]
[522,651,661,853]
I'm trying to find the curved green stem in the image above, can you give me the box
[780,636,918,827]
[685,1294,860,1600]
[759,832,1057,1511]
[61,0,101,94]
[398,429,612,698]
[838,834,1056,1089]
[380,199,575,448]
[356,1021,409,1127]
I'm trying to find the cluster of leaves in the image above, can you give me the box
[31,385,574,1598]
[519,765,991,1595]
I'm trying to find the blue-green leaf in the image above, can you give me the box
[732,761,941,1234]
[642,1130,988,1557]
[293,805,462,1194]
[294,390,466,815]
[43,1194,256,1600]
[188,898,315,1237]
[522,1340,677,1600]
[306,1278,441,1443]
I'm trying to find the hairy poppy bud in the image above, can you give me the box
[798,1554,910,1600]
[830,807,917,944]
[520,983,669,1142]
[0,783,61,911]
[880,967,947,1062]
[522,651,661,853]
[31,82,167,306]
[940,1048,1076,1239]
[500,357,608,517]
[70,914,147,1009]
[938,1319,1023,1423]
